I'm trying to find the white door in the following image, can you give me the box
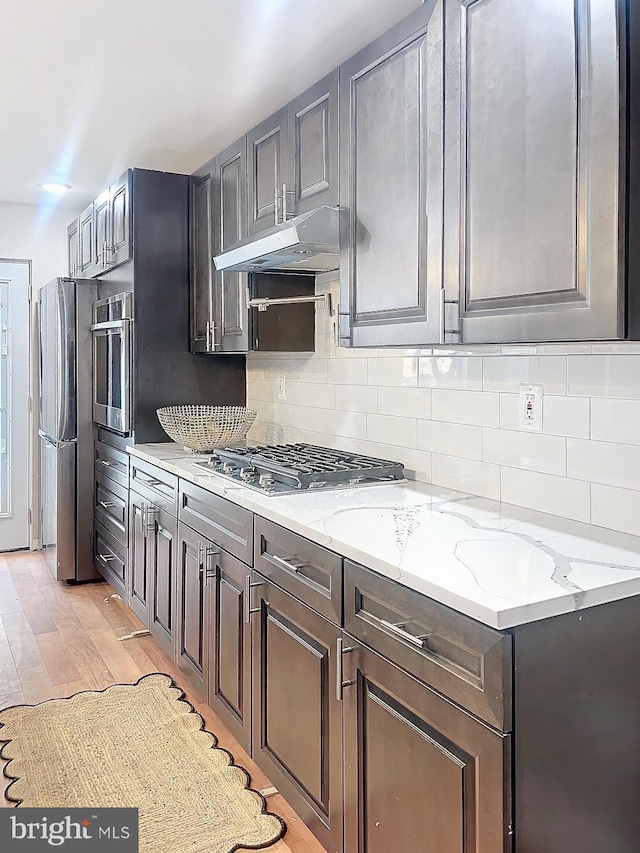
[0,261,31,551]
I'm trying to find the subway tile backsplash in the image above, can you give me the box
[247,278,640,537]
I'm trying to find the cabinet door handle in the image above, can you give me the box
[281,183,294,222]
[336,637,355,701]
[380,619,430,649]
[244,574,264,624]
[198,541,219,580]
[274,186,281,225]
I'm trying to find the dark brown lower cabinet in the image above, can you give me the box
[128,491,176,658]
[147,506,176,659]
[251,576,344,853]
[176,522,215,695]
[342,637,511,853]
[207,550,252,754]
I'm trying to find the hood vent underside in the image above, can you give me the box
[213,205,340,273]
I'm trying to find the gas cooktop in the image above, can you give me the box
[191,443,405,495]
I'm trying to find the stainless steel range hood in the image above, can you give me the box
[213,205,340,273]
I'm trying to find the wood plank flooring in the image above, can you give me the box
[0,550,326,853]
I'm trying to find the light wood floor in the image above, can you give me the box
[0,549,326,853]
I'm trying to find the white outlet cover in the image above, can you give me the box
[518,383,543,431]
[277,374,286,401]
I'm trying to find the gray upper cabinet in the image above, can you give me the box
[246,73,339,235]
[338,1,444,348]
[93,190,110,276]
[67,218,80,277]
[212,137,251,352]
[189,160,214,353]
[77,202,95,277]
[67,170,132,280]
[445,0,622,343]
[109,171,132,268]
[190,141,251,354]
[287,70,339,216]
[247,108,287,235]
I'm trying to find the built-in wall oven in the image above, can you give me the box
[91,292,133,434]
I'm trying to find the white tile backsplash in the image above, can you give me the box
[432,389,500,427]
[366,413,417,448]
[418,356,483,390]
[567,439,640,490]
[590,398,640,445]
[245,278,640,536]
[431,455,501,500]
[483,356,568,394]
[568,355,640,398]
[483,429,566,476]
[377,386,432,419]
[418,420,483,461]
[500,468,591,523]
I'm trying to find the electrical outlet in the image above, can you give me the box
[519,383,543,430]
[277,374,286,401]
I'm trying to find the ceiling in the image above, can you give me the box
[0,0,421,212]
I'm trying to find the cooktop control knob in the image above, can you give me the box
[222,462,237,474]
[239,467,256,481]
[259,473,275,488]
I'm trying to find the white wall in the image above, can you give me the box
[0,200,72,288]
[0,200,72,548]
[247,274,640,539]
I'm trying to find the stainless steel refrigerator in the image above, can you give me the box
[38,278,98,581]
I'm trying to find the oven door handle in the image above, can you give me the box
[91,319,131,332]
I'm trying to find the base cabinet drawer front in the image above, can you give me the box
[148,508,177,659]
[254,517,342,625]
[343,639,512,853]
[344,561,512,731]
[94,521,127,598]
[128,491,152,626]
[130,457,178,516]
[251,577,344,853]
[176,522,214,695]
[179,481,253,564]
[207,549,252,754]
[95,441,129,489]
[95,470,128,546]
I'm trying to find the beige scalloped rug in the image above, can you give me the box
[0,673,285,852]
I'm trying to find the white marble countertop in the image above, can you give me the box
[128,442,640,630]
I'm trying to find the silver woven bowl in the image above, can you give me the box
[156,405,257,452]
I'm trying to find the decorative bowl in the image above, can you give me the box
[156,405,257,452]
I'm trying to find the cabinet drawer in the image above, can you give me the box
[94,441,129,489]
[344,561,512,731]
[94,520,127,598]
[179,480,252,564]
[129,457,178,516]
[94,470,128,546]
[254,517,341,625]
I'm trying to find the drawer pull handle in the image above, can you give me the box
[336,637,355,701]
[380,619,430,649]
[100,460,112,466]
[141,477,162,487]
[98,553,116,563]
[244,574,265,624]
[99,500,118,509]
[269,553,305,574]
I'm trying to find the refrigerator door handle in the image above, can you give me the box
[56,283,76,442]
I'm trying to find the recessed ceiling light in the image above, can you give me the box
[39,182,71,194]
